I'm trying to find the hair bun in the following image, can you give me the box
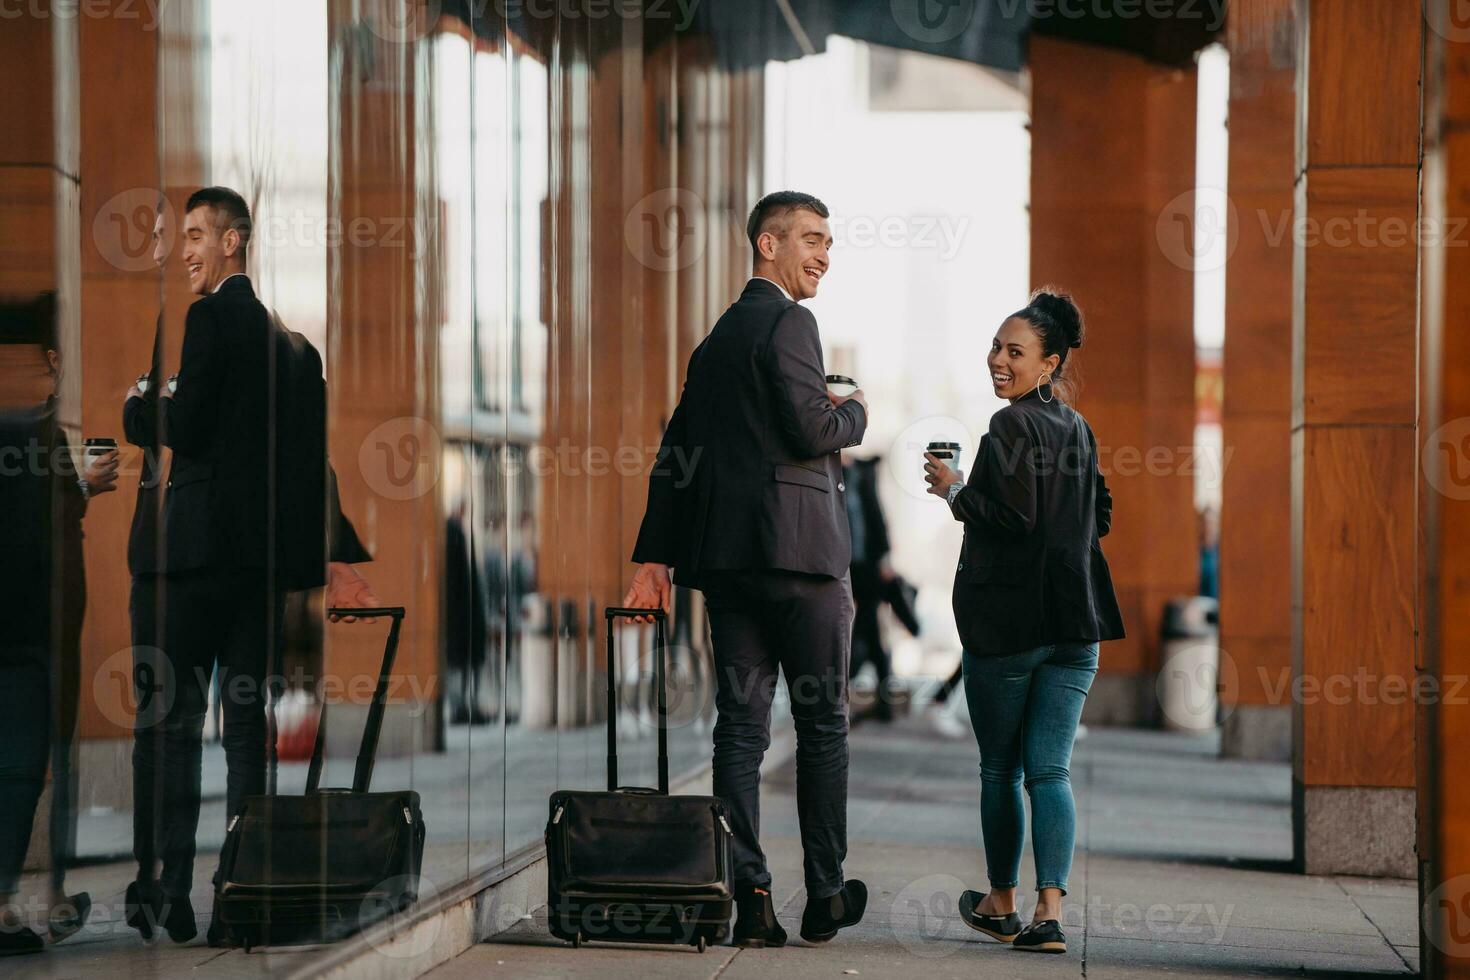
[1029,287,1084,351]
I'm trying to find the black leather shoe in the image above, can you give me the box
[732,886,787,948]
[1013,918,1067,954]
[125,880,163,941]
[799,879,867,944]
[0,925,44,957]
[957,890,1021,943]
[47,892,92,944]
[161,893,197,944]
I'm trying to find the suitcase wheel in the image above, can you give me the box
[571,932,582,949]
[697,936,707,954]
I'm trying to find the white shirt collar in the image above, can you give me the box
[213,272,249,294]
[750,276,793,302]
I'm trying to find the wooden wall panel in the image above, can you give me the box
[1299,169,1421,426]
[1297,425,1417,787]
[1303,0,1423,168]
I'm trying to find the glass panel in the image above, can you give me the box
[468,6,511,874]
[421,13,479,889]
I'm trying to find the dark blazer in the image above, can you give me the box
[124,276,368,590]
[950,388,1125,657]
[632,278,868,587]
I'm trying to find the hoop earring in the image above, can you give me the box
[1037,372,1055,404]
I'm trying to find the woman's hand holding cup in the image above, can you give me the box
[923,452,962,499]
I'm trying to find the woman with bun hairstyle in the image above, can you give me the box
[922,288,1124,955]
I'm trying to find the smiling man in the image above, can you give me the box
[623,191,870,948]
[120,187,378,948]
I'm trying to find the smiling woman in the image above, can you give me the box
[987,288,1084,405]
[929,284,1122,953]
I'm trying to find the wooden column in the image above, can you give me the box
[1422,2,1470,972]
[74,7,165,755]
[0,8,68,297]
[327,0,440,753]
[1030,36,1198,725]
[1217,0,1297,760]
[1290,0,1421,877]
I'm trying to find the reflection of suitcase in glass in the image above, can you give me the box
[215,608,427,951]
[545,608,733,952]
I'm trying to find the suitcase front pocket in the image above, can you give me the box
[553,793,730,893]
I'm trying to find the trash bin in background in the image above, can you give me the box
[1156,596,1221,732]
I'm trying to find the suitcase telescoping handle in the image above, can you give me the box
[604,607,669,795]
[305,607,407,795]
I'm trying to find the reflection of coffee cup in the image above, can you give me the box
[826,374,858,398]
[927,441,962,473]
[85,437,118,457]
[166,374,179,394]
[136,373,150,394]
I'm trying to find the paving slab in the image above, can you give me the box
[432,718,1416,979]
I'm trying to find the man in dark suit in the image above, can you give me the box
[623,191,870,947]
[843,454,895,722]
[120,188,376,945]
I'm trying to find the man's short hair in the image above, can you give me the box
[746,191,829,254]
[185,186,252,255]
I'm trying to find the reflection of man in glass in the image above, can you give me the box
[843,453,894,723]
[624,192,870,948]
[443,499,488,725]
[0,293,118,957]
[505,513,537,724]
[121,188,378,947]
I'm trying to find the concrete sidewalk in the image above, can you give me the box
[434,718,1418,979]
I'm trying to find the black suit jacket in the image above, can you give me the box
[950,388,1125,657]
[124,276,368,590]
[632,279,868,587]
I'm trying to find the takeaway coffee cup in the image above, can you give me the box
[85,437,117,457]
[135,373,150,394]
[927,441,963,473]
[826,374,858,398]
[166,374,179,394]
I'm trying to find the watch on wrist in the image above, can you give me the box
[77,478,91,500]
[946,481,964,506]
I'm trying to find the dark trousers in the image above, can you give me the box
[132,570,284,899]
[0,656,48,894]
[702,570,853,900]
[847,562,890,689]
[0,628,82,897]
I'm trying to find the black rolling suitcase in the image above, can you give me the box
[215,607,426,951]
[545,607,733,952]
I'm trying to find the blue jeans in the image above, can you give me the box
[962,642,1098,894]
